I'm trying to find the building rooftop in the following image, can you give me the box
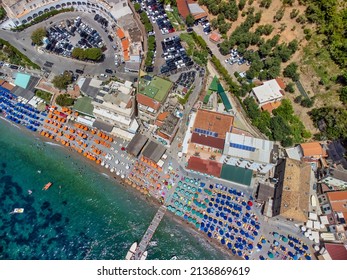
[80,78,102,98]
[324,243,347,260]
[142,141,166,163]
[279,158,312,222]
[137,93,161,110]
[223,132,277,164]
[300,142,325,157]
[158,113,179,137]
[326,190,347,221]
[220,164,253,186]
[138,76,172,103]
[257,183,276,202]
[188,3,208,20]
[187,156,222,177]
[126,133,148,157]
[261,101,282,113]
[73,96,94,117]
[327,140,347,169]
[192,109,234,140]
[14,72,31,89]
[209,32,221,43]
[176,0,190,19]
[93,120,113,133]
[191,133,225,150]
[252,79,284,104]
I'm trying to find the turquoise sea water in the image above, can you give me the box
[0,118,230,260]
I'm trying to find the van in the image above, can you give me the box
[100,73,108,78]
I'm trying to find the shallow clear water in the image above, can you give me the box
[0,119,230,260]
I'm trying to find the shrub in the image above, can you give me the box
[56,94,75,106]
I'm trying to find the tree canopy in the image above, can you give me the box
[31,28,47,46]
[52,71,73,90]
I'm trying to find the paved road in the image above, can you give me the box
[0,11,121,76]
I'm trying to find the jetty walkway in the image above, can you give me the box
[134,205,167,260]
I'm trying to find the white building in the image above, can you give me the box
[1,0,131,28]
[221,132,279,174]
[251,78,285,106]
[92,80,138,139]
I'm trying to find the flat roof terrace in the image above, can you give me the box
[138,76,172,103]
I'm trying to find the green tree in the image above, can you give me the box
[238,0,246,10]
[134,3,141,12]
[290,9,299,19]
[274,8,285,22]
[56,94,75,106]
[285,82,295,93]
[0,6,7,20]
[31,28,47,46]
[283,62,300,81]
[52,71,73,90]
[260,0,272,9]
[340,87,347,104]
[244,96,261,120]
[282,0,294,6]
[186,14,195,27]
[300,98,314,108]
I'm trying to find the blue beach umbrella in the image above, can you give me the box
[234,228,239,233]
[246,206,251,210]
[216,199,220,203]
[223,216,227,221]
[261,239,266,244]
[227,196,231,200]
[219,221,223,225]
[225,232,230,238]
[230,235,235,240]
[240,229,245,235]
[259,255,265,260]
[214,203,218,208]
[219,229,224,235]
[209,216,213,221]
[245,232,249,238]
[248,243,253,250]
[216,212,220,217]
[228,217,233,223]
[293,255,299,260]
[253,231,258,236]
[289,242,294,247]
[245,255,249,260]
[204,227,208,233]
[207,208,211,214]
[213,219,217,224]
[235,243,239,249]
[288,251,294,257]
[237,237,242,242]
[221,239,226,245]
[204,215,208,219]
[207,232,212,238]
[242,218,247,223]
[200,222,205,227]
[257,244,262,249]
[305,255,311,260]
[255,224,260,230]
[227,243,232,249]
[303,244,308,250]
[251,220,256,226]
[232,249,236,254]
[237,250,242,256]
[217,193,221,197]
[237,221,241,227]
[210,226,215,231]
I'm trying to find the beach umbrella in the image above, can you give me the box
[255,224,260,230]
[213,219,217,224]
[239,245,244,250]
[232,249,236,254]
[293,238,299,244]
[242,201,246,206]
[282,236,289,242]
[237,237,242,242]
[216,212,220,217]
[268,252,274,259]
[204,227,208,232]
[234,228,239,233]
[242,218,247,223]
[227,243,232,249]
[303,244,308,250]
[219,229,224,235]
[289,242,294,247]
[259,255,265,260]
[246,206,251,210]
[240,229,245,235]
[219,221,223,225]
[235,243,239,249]
[280,245,286,251]
[245,232,249,238]
[251,220,256,226]
[237,221,241,227]
[293,255,299,260]
[248,243,253,250]
[237,250,242,256]
[209,216,213,221]
[209,184,213,189]
[207,208,211,213]
[216,198,220,203]
[221,239,226,245]
[217,193,221,197]
[273,232,279,238]
[228,217,233,223]
[261,239,266,244]
[257,244,262,249]
[214,203,218,208]
[274,241,279,246]
[288,251,294,257]
[245,255,249,260]
[253,231,258,236]
[210,226,215,231]
[305,255,311,260]
[227,196,231,201]
[230,235,235,240]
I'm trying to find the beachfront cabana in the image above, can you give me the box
[126,133,148,157]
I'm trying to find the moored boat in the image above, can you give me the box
[10,208,24,214]
[42,182,53,190]
[125,242,137,260]
[141,251,148,260]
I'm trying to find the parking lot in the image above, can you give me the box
[160,36,193,75]
[44,16,105,59]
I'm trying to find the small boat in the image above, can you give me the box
[28,190,32,195]
[10,208,24,214]
[149,241,158,246]
[170,255,178,260]
[141,251,148,260]
[125,242,137,260]
[42,182,53,190]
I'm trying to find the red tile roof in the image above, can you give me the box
[300,142,324,157]
[191,132,225,150]
[136,94,160,110]
[275,78,286,89]
[193,109,234,140]
[327,190,347,221]
[176,0,190,19]
[117,28,125,40]
[209,32,221,42]
[261,101,282,113]
[187,156,222,177]
[325,243,347,260]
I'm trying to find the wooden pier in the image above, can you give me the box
[133,205,166,260]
